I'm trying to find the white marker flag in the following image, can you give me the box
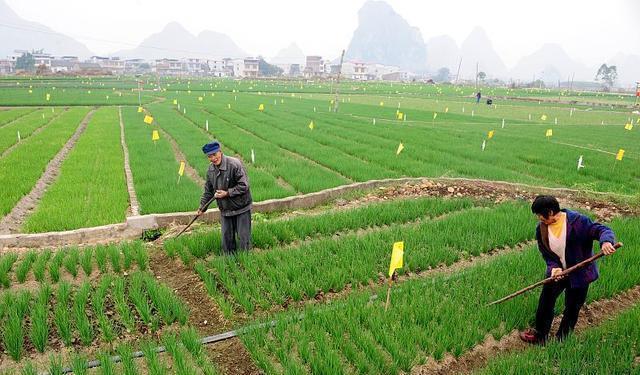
[482,140,486,151]
[577,155,585,170]
[251,149,255,164]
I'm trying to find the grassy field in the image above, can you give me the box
[0,76,638,374]
[0,77,637,231]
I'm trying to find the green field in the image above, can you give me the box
[0,76,638,374]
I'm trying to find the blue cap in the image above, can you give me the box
[202,141,221,155]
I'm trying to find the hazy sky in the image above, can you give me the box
[5,0,640,67]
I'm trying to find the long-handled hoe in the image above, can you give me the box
[487,242,623,306]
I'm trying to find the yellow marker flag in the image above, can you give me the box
[28,89,32,94]
[616,149,625,161]
[545,129,553,137]
[445,107,449,113]
[379,101,384,106]
[138,106,143,113]
[397,112,403,120]
[227,104,231,109]
[624,123,633,130]
[258,103,265,111]
[46,93,50,101]
[173,99,178,105]
[388,241,404,277]
[198,97,203,102]
[541,115,548,121]
[152,130,160,141]
[433,112,438,120]
[308,121,314,130]
[488,130,495,139]
[144,115,154,125]
[178,161,185,176]
[396,142,404,155]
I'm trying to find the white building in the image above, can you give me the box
[229,58,259,78]
[367,63,400,80]
[342,61,368,80]
[208,59,229,77]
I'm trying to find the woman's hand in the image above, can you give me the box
[601,242,616,255]
[551,267,564,280]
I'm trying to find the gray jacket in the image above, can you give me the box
[200,155,252,216]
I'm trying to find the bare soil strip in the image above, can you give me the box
[0,109,96,234]
[118,106,140,217]
[412,285,640,375]
[149,247,261,375]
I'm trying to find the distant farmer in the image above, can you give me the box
[520,195,617,344]
[197,141,252,254]
[476,91,482,103]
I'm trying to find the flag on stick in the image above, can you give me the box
[152,130,160,141]
[385,241,404,311]
[396,142,404,155]
[144,115,154,125]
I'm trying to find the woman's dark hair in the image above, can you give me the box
[531,195,560,218]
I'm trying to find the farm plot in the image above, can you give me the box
[148,103,297,201]
[192,200,536,316]
[172,96,352,194]
[0,270,187,362]
[0,241,148,289]
[23,107,129,232]
[237,216,640,374]
[0,107,90,220]
[164,196,477,261]
[476,300,640,374]
[121,106,202,214]
[0,108,59,154]
[6,327,221,375]
[0,108,38,127]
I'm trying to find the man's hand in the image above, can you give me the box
[551,267,564,280]
[601,242,616,256]
[196,209,204,216]
[214,190,229,199]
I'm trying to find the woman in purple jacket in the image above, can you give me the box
[520,195,617,344]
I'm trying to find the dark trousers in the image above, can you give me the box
[220,210,251,254]
[535,278,588,341]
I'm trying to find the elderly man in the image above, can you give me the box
[197,141,252,254]
[520,195,617,344]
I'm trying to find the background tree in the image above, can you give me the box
[258,57,283,77]
[15,52,35,72]
[595,64,617,88]
[477,71,486,81]
[433,67,450,82]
